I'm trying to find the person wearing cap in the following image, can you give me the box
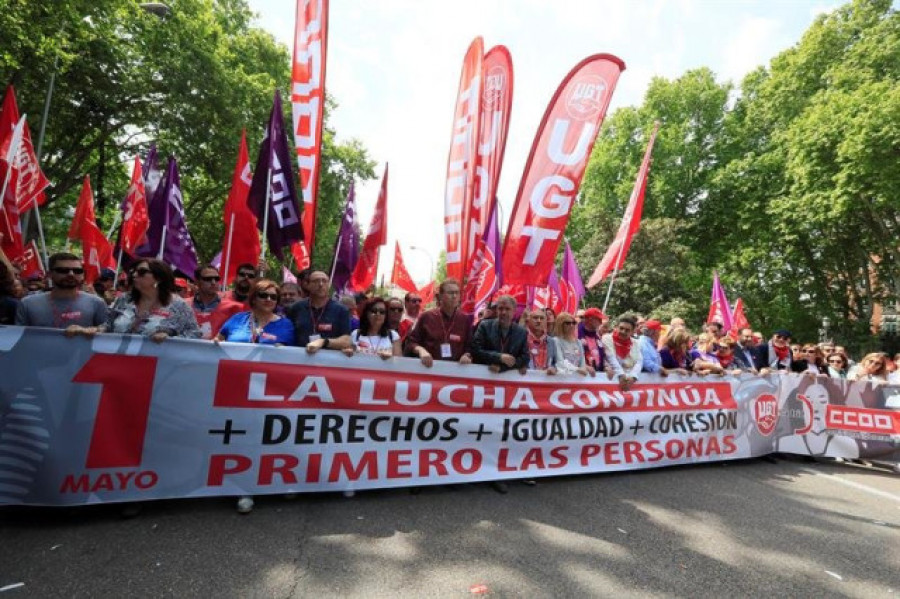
[174,277,192,299]
[24,274,46,295]
[602,316,644,390]
[578,307,607,373]
[753,329,795,372]
[639,319,667,375]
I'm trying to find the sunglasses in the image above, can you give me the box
[133,267,153,278]
[827,359,843,364]
[52,267,84,275]
[389,307,404,312]
[237,271,256,279]
[256,292,278,301]
[200,275,221,282]
[369,308,386,315]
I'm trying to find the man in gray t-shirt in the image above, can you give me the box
[15,253,108,332]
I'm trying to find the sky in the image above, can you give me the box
[246,0,844,284]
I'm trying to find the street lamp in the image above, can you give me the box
[820,316,831,344]
[409,245,435,282]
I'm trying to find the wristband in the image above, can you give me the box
[322,338,330,349]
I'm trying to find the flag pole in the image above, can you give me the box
[32,204,49,269]
[221,213,235,292]
[259,163,272,266]
[113,247,124,283]
[157,225,167,260]
[601,237,629,314]
[328,233,342,284]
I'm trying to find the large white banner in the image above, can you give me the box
[0,326,897,506]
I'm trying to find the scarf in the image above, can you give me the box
[773,344,789,362]
[612,333,632,360]
[718,353,733,368]
[528,331,549,369]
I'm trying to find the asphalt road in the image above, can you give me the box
[1,457,898,598]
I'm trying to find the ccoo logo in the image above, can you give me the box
[753,393,779,436]
[565,76,607,121]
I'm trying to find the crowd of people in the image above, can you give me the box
[2,252,899,511]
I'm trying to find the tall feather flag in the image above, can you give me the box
[67,176,115,284]
[119,157,149,255]
[220,131,259,286]
[0,86,50,213]
[350,164,388,291]
[390,241,418,294]
[443,37,484,282]
[707,271,734,331]
[291,0,329,269]
[330,181,359,293]
[559,241,585,314]
[503,54,625,287]
[0,157,24,262]
[461,201,501,315]
[586,122,659,288]
[247,91,304,261]
[466,45,512,276]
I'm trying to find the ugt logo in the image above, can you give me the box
[753,393,779,436]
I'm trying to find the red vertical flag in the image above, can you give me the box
[119,157,149,255]
[503,54,625,286]
[221,131,260,286]
[418,280,436,307]
[444,37,484,282]
[729,298,750,339]
[0,158,24,262]
[291,0,329,268]
[350,165,388,291]
[586,122,659,288]
[68,176,115,284]
[0,86,49,213]
[390,241,417,293]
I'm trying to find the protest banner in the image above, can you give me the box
[0,326,897,506]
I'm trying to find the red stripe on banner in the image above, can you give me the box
[212,360,737,414]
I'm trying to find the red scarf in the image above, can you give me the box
[718,353,733,368]
[528,332,549,369]
[773,344,789,362]
[612,333,632,360]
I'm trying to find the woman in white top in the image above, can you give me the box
[552,312,592,376]
[848,352,890,383]
[345,297,401,359]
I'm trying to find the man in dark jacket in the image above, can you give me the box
[472,294,530,374]
[753,329,794,372]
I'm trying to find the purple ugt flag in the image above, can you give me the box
[247,90,303,261]
[141,157,198,276]
[330,181,360,293]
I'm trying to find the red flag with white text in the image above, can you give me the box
[586,122,658,288]
[0,86,50,214]
[350,165,388,291]
[465,45,512,275]
[390,241,417,294]
[69,176,115,284]
[120,157,149,255]
[503,55,624,286]
[11,239,43,278]
[0,159,24,262]
[444,37,484,282]
[221,131,260,286]
[730,298,750,339]
[291,0,329,268]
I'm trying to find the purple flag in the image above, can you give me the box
[330,181,360,293]
[140,157,198,277]
[707,271,734,331]
[210,251,222,269]
[560,241,585,313]
[141,144,163,202]
[527,265,561,310]
[247,90,303,261]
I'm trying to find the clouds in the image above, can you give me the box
[247,0,843,283]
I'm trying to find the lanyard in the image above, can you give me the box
[438,308,457,343]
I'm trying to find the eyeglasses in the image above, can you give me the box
[133,267,152,278]
[52,267,84,275]
[256,292,278,301]
[369,308,386,315]
[200,275,221,282]
[407,298,422,304]
[389,307,404,313]
[237,271,256,279]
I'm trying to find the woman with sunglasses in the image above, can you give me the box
[215,280,294,346]
[102,259,200,342]
[793,343,828,375]
[345,297,401,359]
[551,312,592,376]
[826,352,849,379]
[848,352,891,383]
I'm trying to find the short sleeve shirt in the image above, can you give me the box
[218,311,295,345]
[286,299,351,346]
[16,291,109,328]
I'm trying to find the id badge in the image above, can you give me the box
[440,343,452,358]
[309,334,322,342]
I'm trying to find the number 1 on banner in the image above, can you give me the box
[73,353,158,469]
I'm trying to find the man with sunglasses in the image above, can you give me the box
[752,329,795,373]
[398,292,423,340]
[15,252,108,334]
[286,270,351,352]
[191,264,243,340]
[226,262,258,307]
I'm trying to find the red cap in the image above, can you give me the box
[645,320,662,331]
[583,307,605,321]
[175,277,188,289]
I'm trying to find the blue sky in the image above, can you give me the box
[247,0,845,283]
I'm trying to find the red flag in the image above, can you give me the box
[418,280,436,307]
[350,165,388,291]
[465,45,513,275]
[503,54,625,287]
[0,159,24,262]
[69,176,114,284]
[496,283,528,309]
[221,131,260,286]
[586,122,658,288]
[290,240,310,271]
[444,37,484,282]
[390,241,417,293]
[0,86,50,214]
[730,298,750,339]
[120,157,149,255]
[292,0,329,266]
[10,239,43,278]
